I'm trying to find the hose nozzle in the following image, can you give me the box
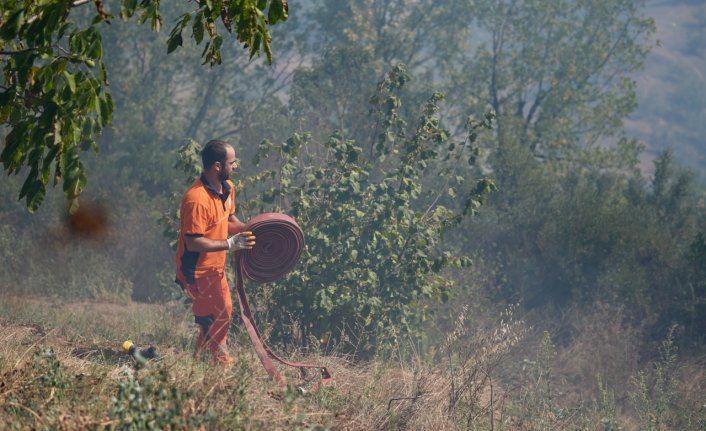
[122,340,134,353]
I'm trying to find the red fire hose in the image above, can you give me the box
[233,212,332,388]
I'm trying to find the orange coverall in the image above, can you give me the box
[175,175,236,365]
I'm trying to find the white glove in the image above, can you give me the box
[227,231,256,251]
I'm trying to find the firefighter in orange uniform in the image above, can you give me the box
[175,140,255,366]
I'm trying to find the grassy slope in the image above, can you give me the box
[0,298,458,430]
[1,298,705,430]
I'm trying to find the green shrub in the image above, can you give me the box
[110,365,216,430]
[243,65,495,352]
[629,325,679,431]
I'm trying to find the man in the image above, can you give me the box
[175,139,255,366]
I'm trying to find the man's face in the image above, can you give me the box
[218,145,238,182]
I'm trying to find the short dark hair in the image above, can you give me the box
[202,140,231,169]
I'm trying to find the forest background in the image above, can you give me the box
[0,0,705,429]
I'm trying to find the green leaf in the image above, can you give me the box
[0,9,25,40]
[167,33,183,54]
[268,0,288,25]
[87,28,102,60]
[250,33,262,59]
[63,71,76,93]
[200,40,211,63]
[99,93,113,127]
[192,12,204,44]
[24,180,46,213]
[120,0,138,19]
[99,61,108,82]
[1,124,29,172]
[264,34,272,64]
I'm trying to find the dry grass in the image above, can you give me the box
[0,297,705,430]
[0,318,451,429]
[0,297,462,430]
[0,296,519,430]
[553,303,642,406]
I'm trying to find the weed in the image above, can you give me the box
[32,347,68,395]
[514,331,558,430]
[629,324,679,431]
[110,364,216,430]
[220,355,253,430]
[444,304,527,429]
[596,374,620,431]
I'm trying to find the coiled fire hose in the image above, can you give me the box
[233,212,332,388]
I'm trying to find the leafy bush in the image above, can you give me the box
[464,143,706,348]
[110,366,216,430]
[2,347,69,424]
[241,65,496,352]
[629,325,680,431]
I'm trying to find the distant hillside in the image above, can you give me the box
[627,0,706,182]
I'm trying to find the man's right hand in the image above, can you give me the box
[227,231,256,251]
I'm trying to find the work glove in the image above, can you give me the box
[227,231,256,251]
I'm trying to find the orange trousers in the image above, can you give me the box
[185,271,233,365]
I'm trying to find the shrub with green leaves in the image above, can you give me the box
[629,325,679,431]
[2,347,69,423]
[110,366,215,430]
[241,64,496,351]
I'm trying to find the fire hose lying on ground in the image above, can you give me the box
[233,213,333,388]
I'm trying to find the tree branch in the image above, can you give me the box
[185,68,223,140]
[0,48,38,56]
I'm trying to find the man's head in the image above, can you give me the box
[202,140,237,182]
